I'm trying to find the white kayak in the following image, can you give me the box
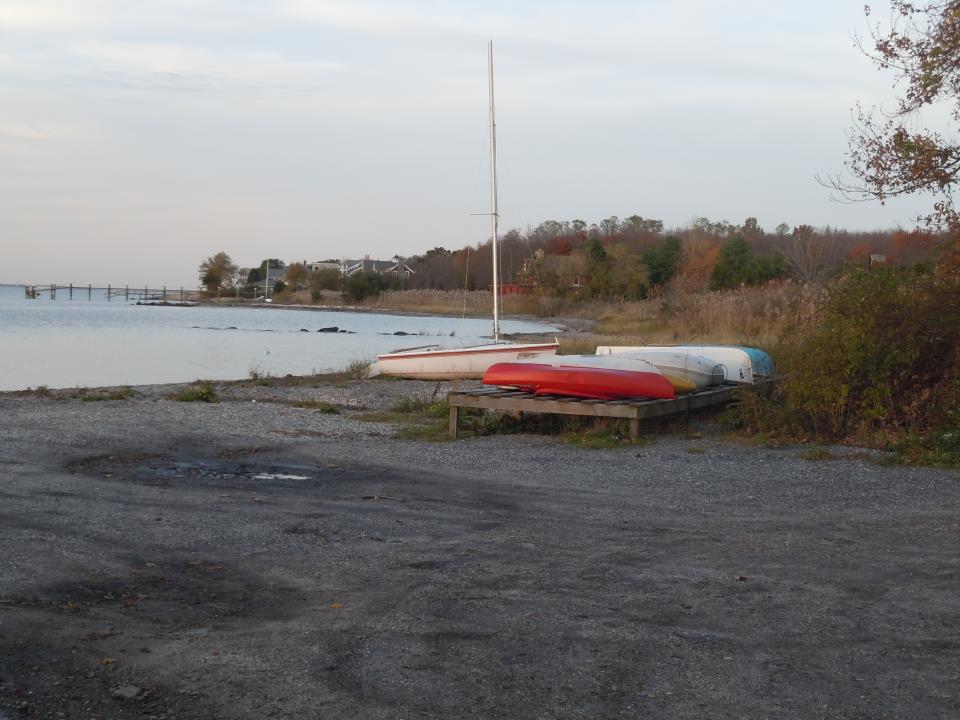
[596,345,755,384]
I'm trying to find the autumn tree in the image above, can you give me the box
[826,2,960,229]
[776,225,847,282]
[199,251,237,291]
[284,262,308,287]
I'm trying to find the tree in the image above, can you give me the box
[199,251,237,291]
[341,271,403,302]
[711,237,789,290]
[825,2,960,229]
[776,225,847,282]
[284,262,308,287]
[641,236,682,287]
[307,268,341,300]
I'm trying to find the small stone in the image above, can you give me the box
[111,684,141,700]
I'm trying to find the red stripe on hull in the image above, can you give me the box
[483,363,675,400]
[378,343,558,362]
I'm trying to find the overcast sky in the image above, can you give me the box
[0,0,935,286]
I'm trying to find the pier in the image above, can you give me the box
[23,284,268,302]
[24,284,204,302]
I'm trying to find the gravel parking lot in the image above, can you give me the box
[1,378,958,719]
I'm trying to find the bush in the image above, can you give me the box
[762,254,960,440]
[341,271,406,302]
[171,382,219,403]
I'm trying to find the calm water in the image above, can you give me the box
[0,286,556,391]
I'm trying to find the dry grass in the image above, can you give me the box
[353,289,584,318]
[268,283,825,352]
[593,282,824,347]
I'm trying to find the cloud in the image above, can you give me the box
[70,41,343,89]
[0,124,48,141]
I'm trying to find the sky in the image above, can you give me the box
[0,0,939,286]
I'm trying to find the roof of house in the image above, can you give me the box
[341,258,414,275]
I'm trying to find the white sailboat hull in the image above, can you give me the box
[376,341,559,380]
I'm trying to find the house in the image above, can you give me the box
[340,255,415,279]
[264,264,286,286]
[309,259,340,273]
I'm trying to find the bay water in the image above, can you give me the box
[0,286,556,391]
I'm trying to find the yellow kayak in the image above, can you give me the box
[661,373,697,393]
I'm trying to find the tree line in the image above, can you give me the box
[199,216,938,301]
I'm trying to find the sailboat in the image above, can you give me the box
[375,41,559,380]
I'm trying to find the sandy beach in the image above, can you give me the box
[1,377,958,719]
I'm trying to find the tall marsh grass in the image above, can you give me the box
[354,289,557,317]
[594,282,825,347]
[348,284,823,347]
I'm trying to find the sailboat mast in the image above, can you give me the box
[488,40,501,341]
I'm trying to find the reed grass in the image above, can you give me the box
[344,284,823,349]
[593,282,824,348]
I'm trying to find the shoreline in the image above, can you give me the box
[200,298,585,332]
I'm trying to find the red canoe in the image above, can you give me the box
[483,362,676,401]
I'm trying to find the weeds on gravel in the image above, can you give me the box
[339,359,372,381]
[78,387,134,402]
[801,446,837,461]
[391,397,450,418]
[171,382,219,403]
[248,366,274,386]
[890,430,960,468]
[291,400,340,414]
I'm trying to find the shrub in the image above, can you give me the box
[391,397,450,418]
[171,382,219,403]
[766,254,960,440]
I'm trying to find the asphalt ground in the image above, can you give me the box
[0,380,958,719]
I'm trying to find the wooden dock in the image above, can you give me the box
[24,284,198,302]
[447,384,741,440]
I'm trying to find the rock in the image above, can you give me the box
[393,331,410,336]
[111,685,141,700]
[317,326,339,333]
[300,328,310,332]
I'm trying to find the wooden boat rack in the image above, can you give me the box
[447,384,740,440]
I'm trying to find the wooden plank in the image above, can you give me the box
[452,394,642,419]
[446,382,744,438]
[448,403,459,440]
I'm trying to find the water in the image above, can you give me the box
[0,286,556,391]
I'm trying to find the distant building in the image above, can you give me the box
[309,260,340,273]
[264,264,286,285]
[340,255,415,279]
